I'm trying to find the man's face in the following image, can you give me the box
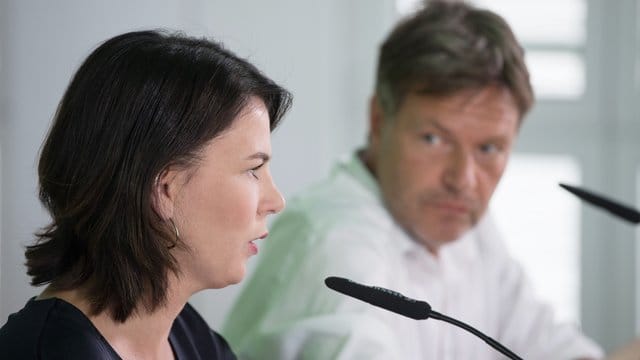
[368,85,520,254]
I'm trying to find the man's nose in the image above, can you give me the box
[443,149,477,192]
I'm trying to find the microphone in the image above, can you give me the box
[325,276,523,360]
[559,183,640,224]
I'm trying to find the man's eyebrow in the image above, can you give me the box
[418,117,452,137]
[246,152,271,162]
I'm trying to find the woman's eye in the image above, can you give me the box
[422,133,441,145]
[248,164,264,179]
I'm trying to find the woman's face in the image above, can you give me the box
[160,97,284,291]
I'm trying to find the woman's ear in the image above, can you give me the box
[151,167,182,220]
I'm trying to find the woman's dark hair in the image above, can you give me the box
[26,30,292,322]
[376,0,534,120]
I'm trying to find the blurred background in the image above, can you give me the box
[1,0,639,353]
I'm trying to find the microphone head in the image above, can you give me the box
[325,276,431,320]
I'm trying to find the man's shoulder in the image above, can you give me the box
[291,156,381,209]
[268,197,395,259]
[278,176,390,236]
[290,184,375,213]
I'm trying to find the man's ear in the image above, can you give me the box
[368,94,385,150]
[151,167,182,220]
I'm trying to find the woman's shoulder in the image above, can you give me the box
[171,303,236,359]
[0,297,119,359]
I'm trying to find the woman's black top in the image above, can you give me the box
[0,297,236,359]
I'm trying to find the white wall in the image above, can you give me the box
[0,0,395,329]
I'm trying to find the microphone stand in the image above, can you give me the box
[429,310,523,360]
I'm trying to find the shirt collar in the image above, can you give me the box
[334,150,381,200]
[335,151,423,256]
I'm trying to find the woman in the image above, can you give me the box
[0,30,292,359]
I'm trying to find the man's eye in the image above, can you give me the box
[422,133,441,145]
[479,143,499,154]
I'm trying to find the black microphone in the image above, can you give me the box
[325,276,523,360]
[559,183,640,224]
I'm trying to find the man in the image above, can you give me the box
[223,1,603,359]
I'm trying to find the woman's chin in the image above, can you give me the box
[221,267,247,288]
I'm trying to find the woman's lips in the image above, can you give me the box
[249,233,268,255]
[248,241,258,255]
